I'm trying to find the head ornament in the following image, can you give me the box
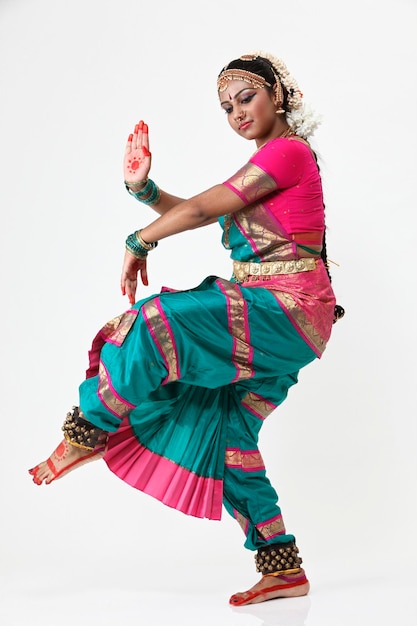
[217,52,322,139]
[217,69,271,92]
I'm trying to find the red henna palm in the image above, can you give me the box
[124,120,152,183]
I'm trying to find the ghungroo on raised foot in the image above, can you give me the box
[255,542,303,576]
[62,406,105,451]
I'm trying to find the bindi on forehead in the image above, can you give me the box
[222,86,257,104]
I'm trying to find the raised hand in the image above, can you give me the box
[124,120,152,184]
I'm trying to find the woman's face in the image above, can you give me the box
[218,79,280,146]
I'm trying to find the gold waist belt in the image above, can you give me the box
[233,258,317,282]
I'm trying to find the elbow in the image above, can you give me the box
[193,206,211,224]
[187,200,213,225]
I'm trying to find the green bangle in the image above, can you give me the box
[126,179,161,206]
[125,230,158,259]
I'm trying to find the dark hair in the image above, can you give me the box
[313,157,345,322]
[219,56,290,111]
[219,57,276,83]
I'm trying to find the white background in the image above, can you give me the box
[0,0,416,624]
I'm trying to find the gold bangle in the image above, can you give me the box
[125,179,148,190]
[135,229,157,250]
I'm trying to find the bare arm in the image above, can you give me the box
[121,119,246,303]
[140,184,244,243]
[140,189,222,224]
[146,189,185,215]
[121,183,244,305]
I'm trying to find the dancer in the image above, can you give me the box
[29,52,343,606]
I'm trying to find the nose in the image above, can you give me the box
[234,108,245,123]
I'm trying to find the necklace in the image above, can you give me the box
[279,125,295,138]
[256,127,295,152]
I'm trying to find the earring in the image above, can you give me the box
[273,81,285,114]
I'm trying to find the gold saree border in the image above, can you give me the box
[226,162,277,203]
[101,310,138,346]
[234,510,250,535]
[225,448,265,471]
[215,278,253,381]
[241,391,277,420]
[256,515,286,540]
[142,298,180,384]
[224,163,295,260]
[98,361,135,419]
[270,290,326,355]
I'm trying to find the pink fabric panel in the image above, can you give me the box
[250,137,306,187]
[104,419,223,520]
[243,261,336,356]
[250,139,325,233]
[223,137,325,234]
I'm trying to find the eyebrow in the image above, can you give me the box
[220,87,254,106]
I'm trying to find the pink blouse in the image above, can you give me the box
[223,137,325,236]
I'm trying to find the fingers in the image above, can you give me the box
[128,274,138,305]
[134,120,144,150]
[125,120,143,152]
[121,276,137,305]
[125,120,151,158]
[140,123,151,159]
[142,122,149,152]
[140,264,149,287]
[125,133,134,156]
[120,251,149,305]
[130,120,148,147]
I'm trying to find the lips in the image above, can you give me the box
[239,121,252,131]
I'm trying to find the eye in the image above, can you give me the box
[222,106,233,115]
[241,93,255,105]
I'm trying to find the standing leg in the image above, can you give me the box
[223,377,310,605]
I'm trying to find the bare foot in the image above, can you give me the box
[28,439,106,485]
[229,569,310,606]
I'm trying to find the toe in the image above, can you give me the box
[229,592,251,606]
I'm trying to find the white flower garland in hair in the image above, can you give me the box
[286,103,322,140]
[249,51,322,139]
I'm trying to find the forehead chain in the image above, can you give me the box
[217,69,271,92]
